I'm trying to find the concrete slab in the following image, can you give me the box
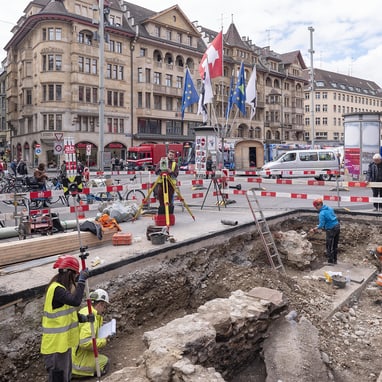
[309,262,377,320]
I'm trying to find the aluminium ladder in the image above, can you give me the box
[246,189,285,273]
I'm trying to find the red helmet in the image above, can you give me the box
[53,255,80,274]
[313,198,323,208]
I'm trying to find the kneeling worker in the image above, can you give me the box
[72,289,111,377]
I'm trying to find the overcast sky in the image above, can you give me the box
[1,0,381,86]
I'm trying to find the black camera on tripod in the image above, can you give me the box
[68,182,79,194]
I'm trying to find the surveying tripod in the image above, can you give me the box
[134,172,195,226]
[201,173,228,210]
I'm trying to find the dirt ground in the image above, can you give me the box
[10,216,382,382]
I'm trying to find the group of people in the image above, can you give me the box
[111,155,124,171]
[41,255,111,381]
[10,158,28,176]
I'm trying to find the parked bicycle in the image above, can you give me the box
[86,175,148,205]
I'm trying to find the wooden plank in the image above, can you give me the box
[0,229,118,267]
[0,255,58,275]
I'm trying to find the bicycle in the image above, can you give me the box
[27,176,68,209]
[87,175,147,205]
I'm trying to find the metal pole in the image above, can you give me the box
[98,0,105,171]
[308,26,315,148]
[130,26,139,149]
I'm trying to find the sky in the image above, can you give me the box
[1,0,382,86]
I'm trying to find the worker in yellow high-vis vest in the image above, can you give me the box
[41,255,89,382]
[72,289,111,377]
[155,149,179,215]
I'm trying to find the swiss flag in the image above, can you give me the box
[199,31,223,79]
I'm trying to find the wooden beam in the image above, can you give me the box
[0,229,118,267]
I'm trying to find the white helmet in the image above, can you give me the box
[90,288,109,304]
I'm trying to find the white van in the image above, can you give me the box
[260,149,340,180]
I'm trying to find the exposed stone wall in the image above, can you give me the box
[103,287,287,382]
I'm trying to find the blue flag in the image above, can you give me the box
[232,62,246,116]
[181,68,199,120]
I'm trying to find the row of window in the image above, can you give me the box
[304,117,343,127]
[305,104,379,114]
[22,85,124,106]
[79,87,124,107]
[306,91,381,107]
[42,113,125,134]
[152,24,193,47]
[41,53,124,81]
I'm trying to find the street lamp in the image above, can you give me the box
[98,0,105,171]
[308,26,315,148]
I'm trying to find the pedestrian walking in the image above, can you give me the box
[309,198,340,265]
[40,255,89,382]
[366,153,382,211]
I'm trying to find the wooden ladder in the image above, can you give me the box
[246,189,285,273]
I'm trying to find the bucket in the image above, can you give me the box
[149,232,167,245]
[332,275,347,288]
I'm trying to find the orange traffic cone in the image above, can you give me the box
[376,273,382,287]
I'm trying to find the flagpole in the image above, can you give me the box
[220,25,225,170]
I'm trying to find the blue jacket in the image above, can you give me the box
[317,205,339,230]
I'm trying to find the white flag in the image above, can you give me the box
[245,65,257,120]
[198,63,213,123]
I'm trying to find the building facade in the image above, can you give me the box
[7,0,370,170]
[303,68,382,146]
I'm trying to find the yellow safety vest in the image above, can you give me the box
[40,281,80,355]
[72,306,108,376]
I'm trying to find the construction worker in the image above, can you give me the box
[155,149,179,215]
[310,198,340,265]
[72,288,111,377]
[41,255,89,382]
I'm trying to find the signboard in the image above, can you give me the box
[55,132,64,141]
[54,141,63,155]
[86,144,92,156]
[35,144,42,156]
[64,144,76,154]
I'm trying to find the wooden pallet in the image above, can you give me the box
[0,228,118,267]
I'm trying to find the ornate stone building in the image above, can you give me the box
[3,0,309,168]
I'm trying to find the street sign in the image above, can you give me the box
[64,144,75,154]
[55,132,64,141]
[86,144,92,156]
[35,144,42,156]
[54,141,63,155]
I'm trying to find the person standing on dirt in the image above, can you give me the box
[366,153,382,211]
[155,149,179,215]
[72,288,111,377]
[40,255,89,382]
[310,198,340,265]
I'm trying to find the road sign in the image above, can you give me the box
[64,144,75,154]
[55,133,64,141]
[35,144,42,156]
[54,141,63,155]
[86,144,92,156]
